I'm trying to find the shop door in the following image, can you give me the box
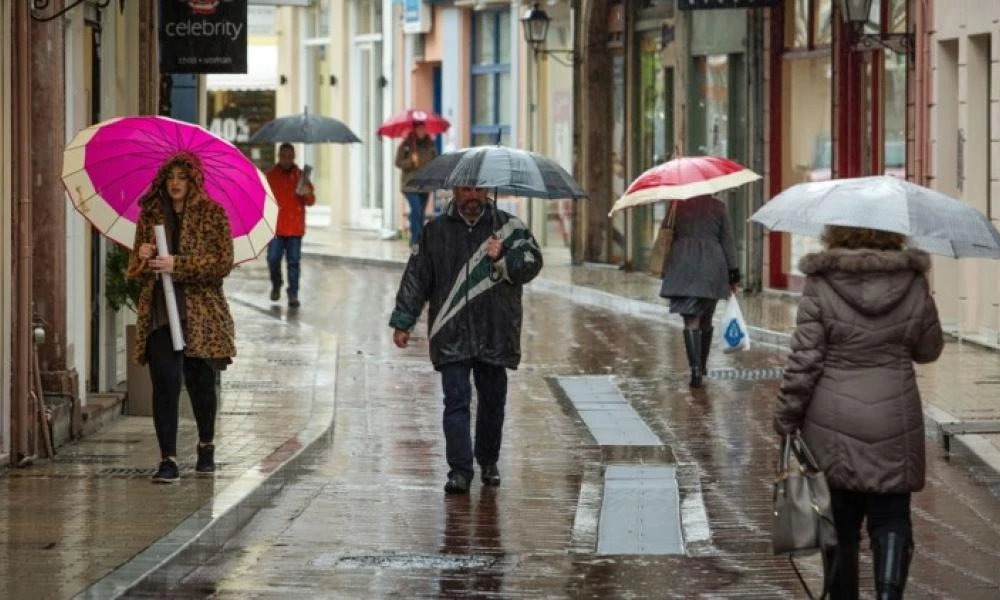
[351,41,384,229]
[689,53,749,277]
[630,35,669,271]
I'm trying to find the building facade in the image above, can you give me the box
[2,0,157,465]
[928,0,1000,344]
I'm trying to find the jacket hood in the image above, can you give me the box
[798,248,931,316]
[140,151,209,209]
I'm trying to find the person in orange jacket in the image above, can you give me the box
[265,143,315,308]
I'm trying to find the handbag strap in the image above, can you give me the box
[664,200,678,228]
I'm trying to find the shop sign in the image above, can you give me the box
[160,0,248,74]
[208,116,251,143]
[403,0,432,35]
[679,0,780,9]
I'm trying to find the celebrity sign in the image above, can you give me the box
[160,0,248,74]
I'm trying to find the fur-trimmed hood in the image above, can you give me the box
[139,151,210,210]
[799,248,931,316]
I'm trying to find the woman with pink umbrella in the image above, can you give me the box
[126,152,236,484]
[63,115,277,483]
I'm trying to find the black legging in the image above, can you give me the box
[145,326,218,458]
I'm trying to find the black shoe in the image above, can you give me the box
[270,287,280,302]
[152,458,180,484]
[196,444,215,474]
[288,295,300,308]
[444,473,470,494]
[481,464,501,486]
[873,532,913,600]
[700,326,714,373]
[683,329,704,388]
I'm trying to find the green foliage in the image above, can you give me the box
[105,243,141,313]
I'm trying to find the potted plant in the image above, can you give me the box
[106,243,152,416]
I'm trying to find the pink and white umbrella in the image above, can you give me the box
[61,115,278,264]
[608,155,761,217]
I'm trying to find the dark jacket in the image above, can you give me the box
[659,195,739,299]
[389,200,543,370]
[395,135,438,189]
[775,248,944,494]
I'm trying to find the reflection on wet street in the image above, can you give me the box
[153,259,1000,599]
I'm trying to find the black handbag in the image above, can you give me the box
[773,433,839,599]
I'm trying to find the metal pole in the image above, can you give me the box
[12,0,34,464]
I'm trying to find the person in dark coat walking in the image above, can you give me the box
[658,194,740,387]
[775,226,944,600]
[389,186,543,494]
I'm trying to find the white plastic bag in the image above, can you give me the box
[721,294,751,353]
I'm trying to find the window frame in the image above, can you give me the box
[470,9,512,145]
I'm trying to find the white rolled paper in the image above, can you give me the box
[153,224,186,351]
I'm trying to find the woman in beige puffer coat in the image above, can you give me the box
[775,225,943,600]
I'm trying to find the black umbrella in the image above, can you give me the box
[403,145,587,200]
[249,107,362,144]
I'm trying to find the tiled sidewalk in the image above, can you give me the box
[301,225,1000,470]
[0,278,337,599]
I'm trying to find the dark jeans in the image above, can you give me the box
[146,326,219,459]
[829,489,912,599]
[267,235,303,297]
[405,192,428,244]
[440,360,508,480]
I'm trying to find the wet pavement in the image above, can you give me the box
[147,257,1000,599]
[0,273,337,600]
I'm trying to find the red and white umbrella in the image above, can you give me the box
[377,109,450,139]
[608,155,761,217]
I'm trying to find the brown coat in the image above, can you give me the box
[774,248,944,494]
[126,192,237,366]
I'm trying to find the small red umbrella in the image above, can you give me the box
[608,155,761,217]
[377,109,450,138]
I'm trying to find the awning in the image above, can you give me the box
[206,44,278,91]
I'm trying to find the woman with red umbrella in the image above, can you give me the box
[609,155,760,388]
[383,110,449,250]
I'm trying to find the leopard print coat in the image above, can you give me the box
[126,162,236,366]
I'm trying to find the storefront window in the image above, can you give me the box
[784,55,832,276]
[309,0,330,39]
[788,0,833,50]
[355,0,382,36]
[207,90,276,172]
[470,10,511,147]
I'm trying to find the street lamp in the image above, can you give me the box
[520,2,575,64]
[837,0,913,57]
[838,0,873,25]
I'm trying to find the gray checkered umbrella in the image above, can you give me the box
[751,175,1000,258]
[403,145,587,200]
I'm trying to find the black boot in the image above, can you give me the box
[827,542,859,600]
[683,329,704,388]
[700,326,713,373]
[872,532,912,600]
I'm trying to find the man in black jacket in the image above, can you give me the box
[389,186,543,494]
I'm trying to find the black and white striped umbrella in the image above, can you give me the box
[403,145,587,200]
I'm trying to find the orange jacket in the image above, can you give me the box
[266,164,315,237]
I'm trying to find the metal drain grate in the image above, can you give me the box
[221,380,281,390]
[97,463,226,478]
[708,367,784,381]
[53,454,128,464]
[266,358,312,366]
[220,411,259,416]
[311,552,497,570]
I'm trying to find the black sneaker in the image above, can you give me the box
[152,458,180,484]
[270,287,280,302]
[481,464,501,487]
[444,473,470,494]
[288,295,301,308]
[196,444,215,474]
